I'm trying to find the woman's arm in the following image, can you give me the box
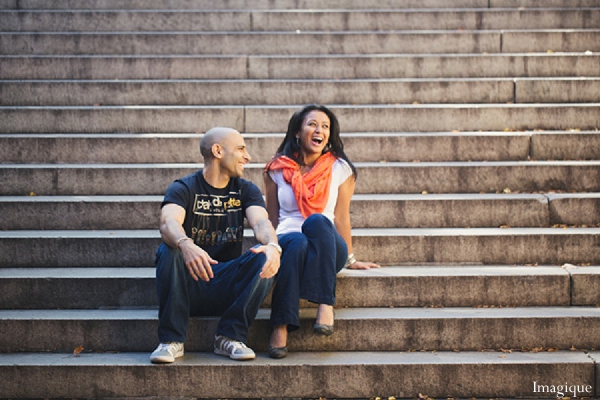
[263,171,280,231]
[334,176,380,270]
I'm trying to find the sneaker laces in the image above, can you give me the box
[157,342,179,355]
[222,338,248,353]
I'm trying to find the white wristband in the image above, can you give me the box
[267,241,282,255]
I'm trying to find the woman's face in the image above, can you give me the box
[296,110,331,160]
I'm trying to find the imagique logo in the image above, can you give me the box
[533,381,593,399]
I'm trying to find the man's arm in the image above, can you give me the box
[246,205,281,279]
[160,203,217,282]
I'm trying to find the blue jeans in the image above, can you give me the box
[155,243,274,343]
[270,214,348,331]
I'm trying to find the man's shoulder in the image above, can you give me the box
[176,170,203,185]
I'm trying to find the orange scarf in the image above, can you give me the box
[266,153,337,219]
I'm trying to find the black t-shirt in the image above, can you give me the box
[161,170,265,262]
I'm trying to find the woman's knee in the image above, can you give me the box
[280,232,308,253]
[302,214,333,236]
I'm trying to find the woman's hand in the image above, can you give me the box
[347,260,380,270]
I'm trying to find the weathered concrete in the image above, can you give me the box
[0,1,599,399]
[0,228,598,267]
[0,265,572,309]
[352,227,600,266]
[1,104,599,134]
[0,106,244,133]
[515,78,600,103]
[3,0,491,10]
[0,31,503,56]
[0,55,249,80]
[0,351,594,399]
[531,132,600,160]
[0,78,516,106]
[0,132,533,164]
[248,53,600,79]
[2,307,599,353]
[2,161,600,196]
[492,0,600,7]
[502,29,600,53]
[547,193,600,226]
[568,266,600,306]
[245,104,600,133]
[5,0,600,9]
[0,193,550,229]
[2,54,599,80]
[2,9,598,32]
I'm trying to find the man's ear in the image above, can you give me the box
[212,143,222,158]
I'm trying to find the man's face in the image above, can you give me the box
[218,133,251,178]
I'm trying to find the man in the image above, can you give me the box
[150,127,281,363]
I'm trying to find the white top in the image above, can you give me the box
[269,158,353,235]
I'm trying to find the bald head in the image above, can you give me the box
[200,127,240,160]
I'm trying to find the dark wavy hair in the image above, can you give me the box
[274,104,357,178]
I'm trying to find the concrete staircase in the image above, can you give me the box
[1,0,600,398]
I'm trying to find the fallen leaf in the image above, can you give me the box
[73,346,84,357]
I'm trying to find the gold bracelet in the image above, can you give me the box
[345,253,357,268]
[176,237,192,250]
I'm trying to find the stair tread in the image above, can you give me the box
[0,349,591,365]
[1,227,599,237]
[0,264,591,278]
[2,306,600,320]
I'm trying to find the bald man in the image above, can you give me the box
[151,127,281,363]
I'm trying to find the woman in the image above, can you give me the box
[264,104,379,359]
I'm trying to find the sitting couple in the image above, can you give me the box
[150,104,379,363]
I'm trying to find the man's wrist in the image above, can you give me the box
[176,236,192,250]
[267,241,282,255]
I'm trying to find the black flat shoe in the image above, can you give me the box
[268,345,288,359]
[269,346,287,359]
[313,323,334,336]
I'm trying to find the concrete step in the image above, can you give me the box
[4,0,600,9]
[4,265,597,309]
[2,161,599,195]
[0,350,595,399]
[0,132,528,163]
[2,307,600,353]
[2,53,598,80]
[0,0,490,10]
[3,78,600,106]
[0,228,598,267]
[2,9,599,32]
[1,104,599,133]
[0,78,513,106]
[2,132,598,164]
[2,30,599,56]
[2,193,599,230]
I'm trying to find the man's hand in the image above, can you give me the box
[179,240,218,282]
[250,244,281,279]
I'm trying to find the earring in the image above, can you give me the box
[295,137,299,146]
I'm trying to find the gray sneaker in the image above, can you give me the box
[150,342,184,363]
[213,335,256,360]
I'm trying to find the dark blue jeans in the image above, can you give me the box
[155,243,274,344]
[270,214,348,331]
